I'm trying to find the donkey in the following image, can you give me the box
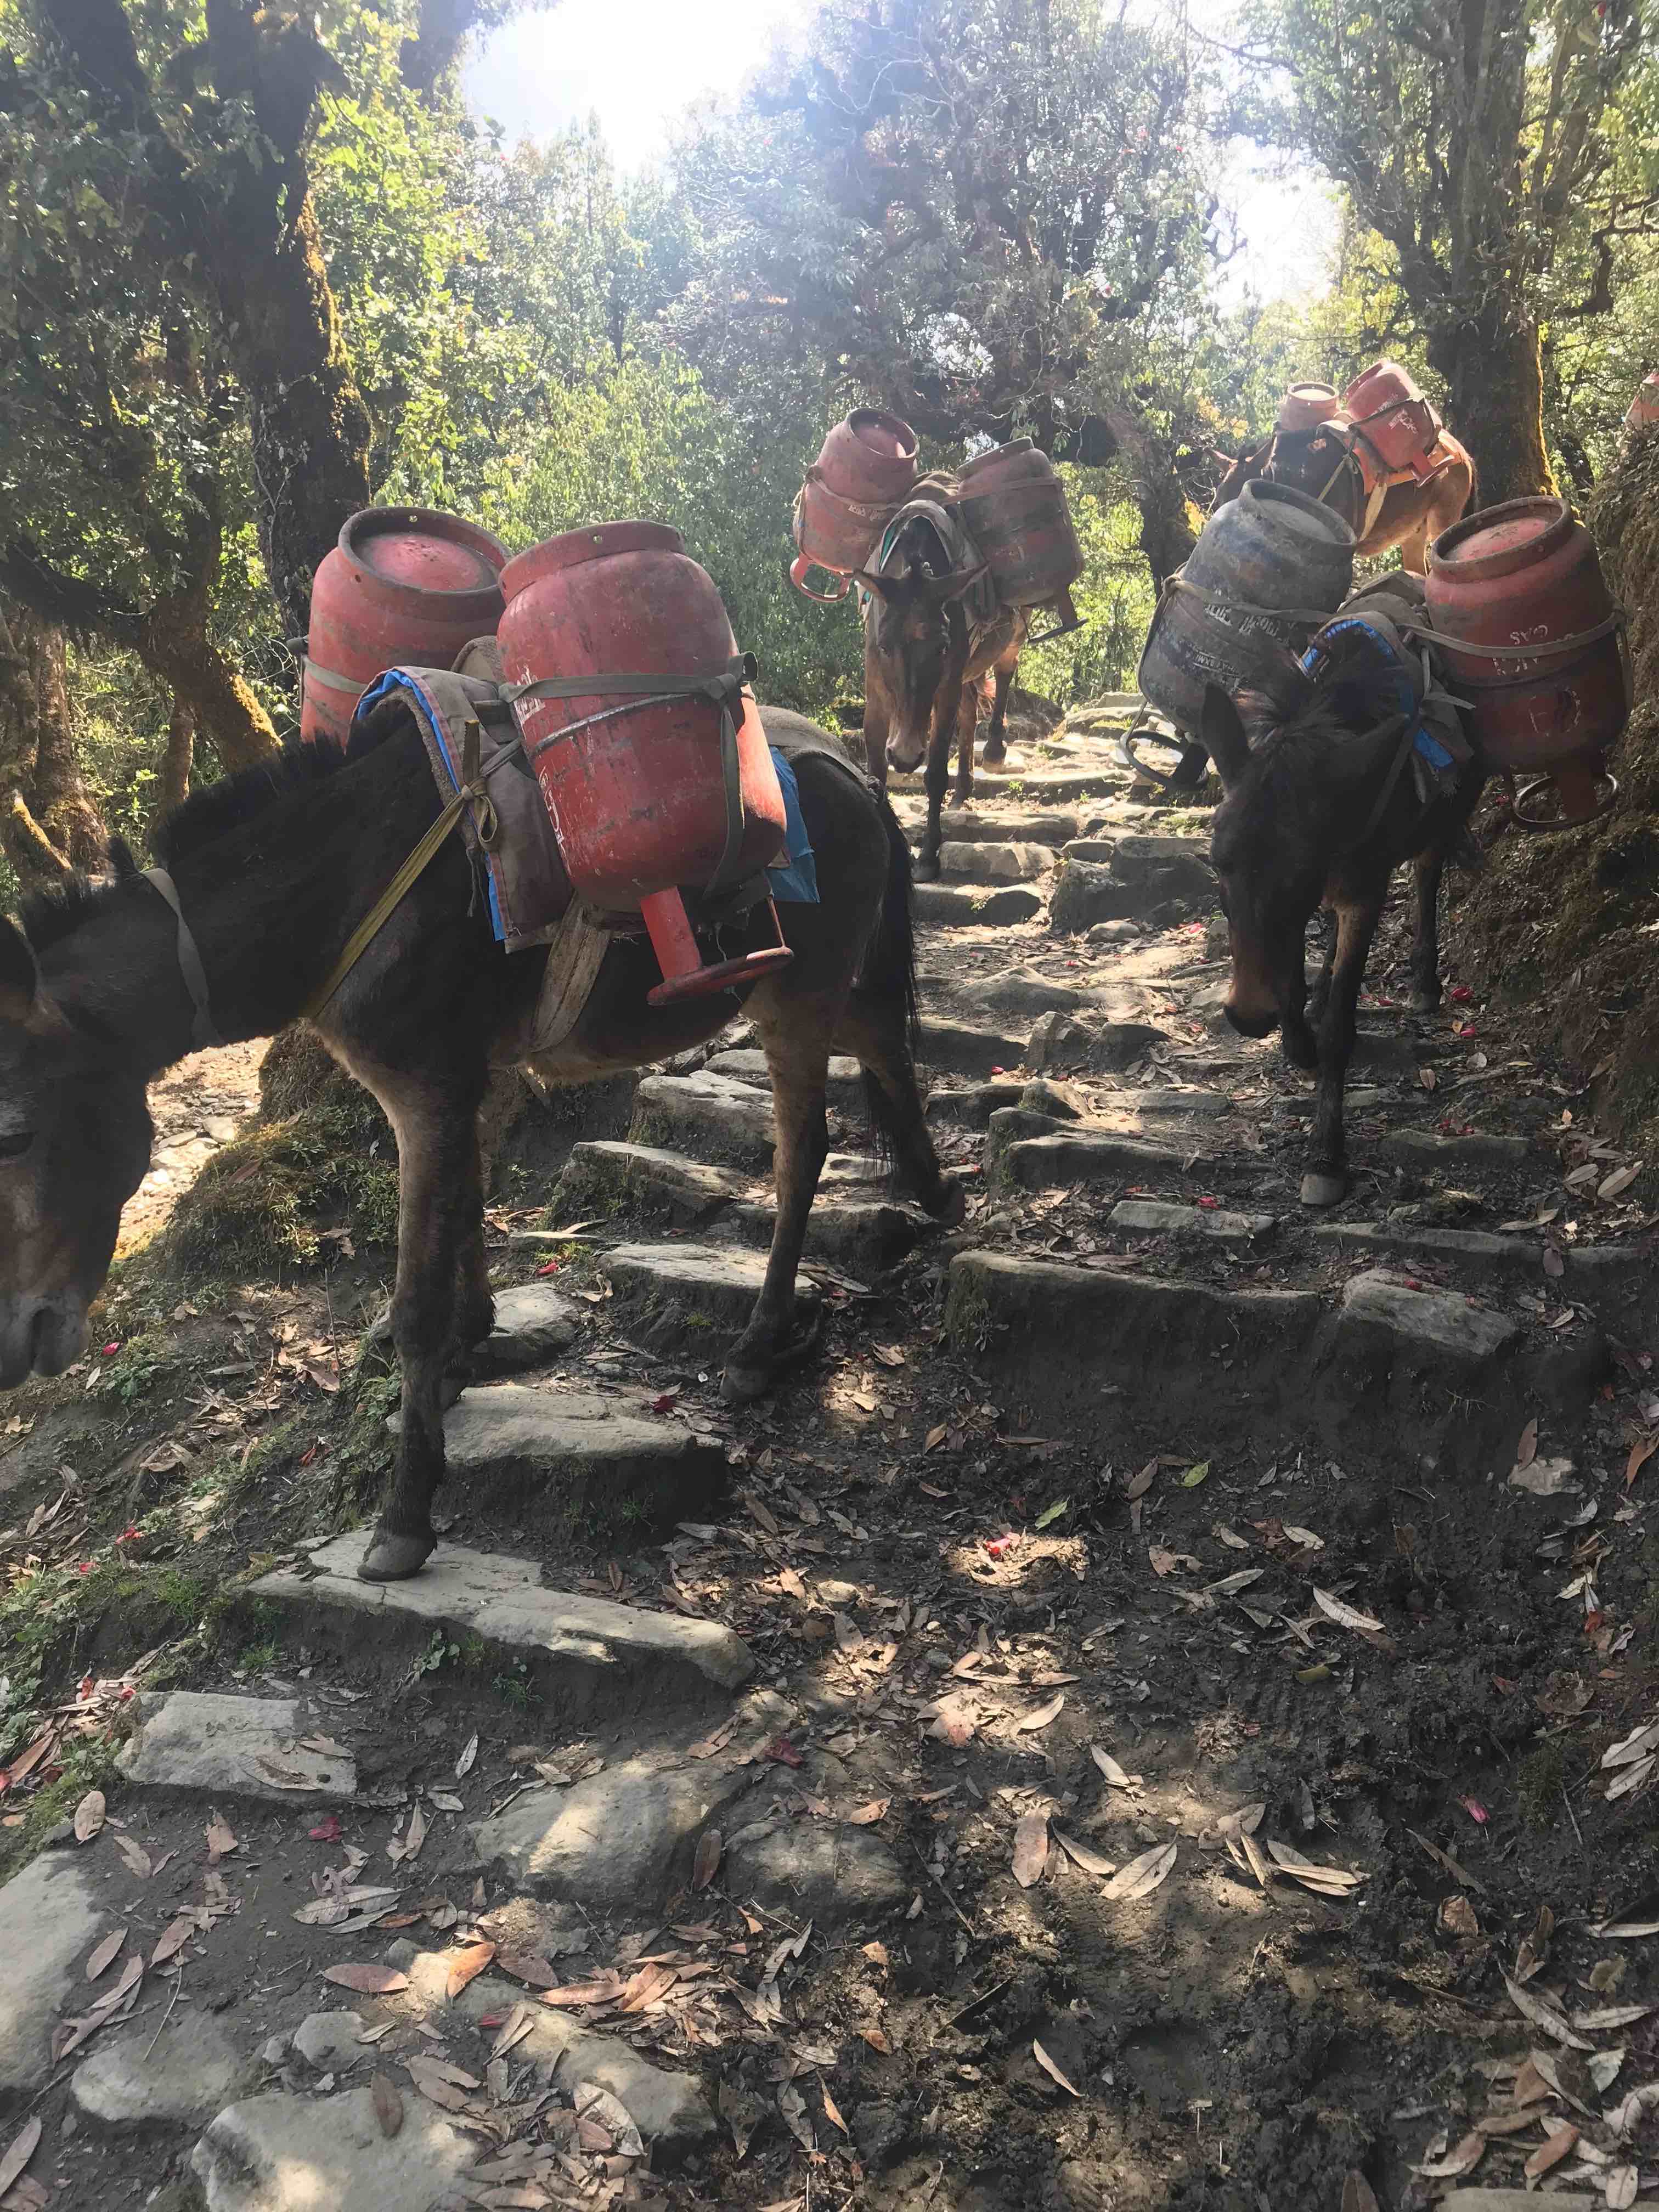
[1202,684,1485,1208]
[856,503,1029,879]
[1210,427,1476,574]
[0,707,962,1583]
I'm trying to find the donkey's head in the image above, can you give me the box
[857,555,987,773]
[1203,685,1331,1070]
[1207,441,1266,514]
[0,913,153,1389]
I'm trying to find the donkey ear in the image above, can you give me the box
[851,570,899,605]
[0,916,39,1025]
[923,563,989,608]
[1208,448,1237,471]
[1200,686,1251,789]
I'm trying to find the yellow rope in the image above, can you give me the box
[300,780,482,1024]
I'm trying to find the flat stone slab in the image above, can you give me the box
[957,967,1085,1022]
[729,1195,923,1272]
[724,1816,907,1922]
[73,2010,252,2128]
[1440,2197,1596,2211]
[913,882,1045,929]
[706,1049,863,1108]
[597,1242,820,1353]
[924,1080,1025,1130]
[937,809,1081,845]
[1380,1127,1531,1171]
[191,2086,472,2212]
[631,1070,775,1166]
[453,1976,715,2154]
[939,840,1052,883]
[997,1128,1213,1190]
[1111,1199,1276,1242]
[250,1536,753,1703]
[1311,1221,1641,1280]
[471,1748,752,1905]
[292,2012,371,2074]
[558,1139,755,1219]
[0,1853,114,2107]
[917,1017,1028,1077]
[975,767,1130,803]
[1117,1086,1229,1119]
[1339,1268,1519,1364]
[1086,918,1141,946]
[1026,1012,1166,1073]
[471,1284,581,1379]
[120,1692,356,1802]
[946,1250,1318,1398]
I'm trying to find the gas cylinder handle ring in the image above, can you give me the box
[1510,769,1618,833]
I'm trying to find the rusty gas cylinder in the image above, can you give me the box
[1342,360,1438,478]
[1426,496,1629,826]
[789,409,919,601]
[1138,480,1355,734]
[1278,383,1345,435]
[954,440,1084,611]
[1624,371,1659,441]
[302,507,508,742]
[499,521,793,1003]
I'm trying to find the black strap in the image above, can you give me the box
[504,655,757,896]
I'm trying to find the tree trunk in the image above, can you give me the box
[152,697,196,833]
[1102,410,1198,591]
[25,614,108,871]
[1432,304,1554,509]
[137,594,279,775]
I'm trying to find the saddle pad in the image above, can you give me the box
[765,746,819,904]
[872,498,1001,631]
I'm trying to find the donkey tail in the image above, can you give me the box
[858,791,923,1164]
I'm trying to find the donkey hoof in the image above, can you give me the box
[1408,988,1441,1013]
[929,1174,968,1227]
[1299,1169,1348,1209]
[913,854,941,883]
[358,1528,436,1582]
[981,743,1006,767]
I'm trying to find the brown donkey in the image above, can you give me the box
[856,502,1029,879]
[1204,684,1484,1209]
[1210,427,1476,574]
[0,707,960,1583]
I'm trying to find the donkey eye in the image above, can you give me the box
[0,1130,33,1160]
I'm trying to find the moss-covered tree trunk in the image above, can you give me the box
[1431,304,1554,508]
[0,599,107,883]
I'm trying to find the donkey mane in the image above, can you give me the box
[152,738,353,869]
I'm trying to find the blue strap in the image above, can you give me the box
[765,748,819,904]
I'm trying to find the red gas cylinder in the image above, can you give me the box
[302,508,509,742]
[790,409,918,602]
[1343,360,1438,477]
[955,440,1084,617]
[1278,383,1345,435]
[1624,371,1659,440]
[1426,496,1629,826]
[499,522,793,1005]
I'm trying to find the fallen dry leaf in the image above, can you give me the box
[1032,2040,1080,2097]
[1012,1809,1049,1888]
[1053,1831,1116,1878]
[455,1733,478,1780]
[847,1798,890,1825]
[1503,1971,1594,2049]
[0,2118,41,2200]
[1439,1894,1480,1940]
[1523,2121,1578,2179]
[1017,1691,1065,1733]
[822,2086,850,2135]
[323,1963,409,1995]
[72,1790,105,1844]
[692,1830,721,1892]
[113,1834,152,1880]
[1516,1416,1538,1468]
[150,1915,196,1968]
[84,1930,123,1982]
[1103,1840,1176,1903]
[1313,1587,1384,1633]
[1090,1744,1137,1789]
[205,1812,238,1863]
[1415,2130,1485,2180]
[1340,2174,1381,2212]
[371,2073,404,2138]
[444,1940,496,2000]
[1606,2164,1639,2208]
[859,2025,891,2055]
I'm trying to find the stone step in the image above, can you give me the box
[953,966,1092,1024]
[706,1047,864,1108]
[400,1382,729,1539]
[1026,1011,1169,1074]
[972,766,1133,803]
[249,1536,753,1717]
[472,1283,582,1378]
[1339,1268,1518,1367]
[1311,1218,1644,1282]
[597,1240,820,1356]
[1110,1198,1277,1243]
[938,840,1052,883]
[924,1079,1026,1129]
[944,1249,1318,1404]
[193,2087,475,2212]
[1379,1127,1533,1172]
[557,1141,922,1271]
[912,882,1044,928]
[119,1691,358,1802]
[0,1854,117,2102]
[917,1016,1028,1077]
[935,808,1085,846]
[630,1069,775,1167]
[991,1118,1215,1190]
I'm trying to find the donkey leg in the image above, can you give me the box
[950,681,977,805]
[981,662,1013,766]
[1301,896,1382,1209]
[862,701,890,793]
[723,1007,834,1403]
[1407,851,1446,1011]
[360,1082,487,1582]
[1305,907,1338,1025]
[915,715,951,882]
[834,996,963,1224]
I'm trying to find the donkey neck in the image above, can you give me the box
[45,732,437,1080]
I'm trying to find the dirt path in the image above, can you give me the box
[0,706,1656,2212]
[116,1039,268,1255]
